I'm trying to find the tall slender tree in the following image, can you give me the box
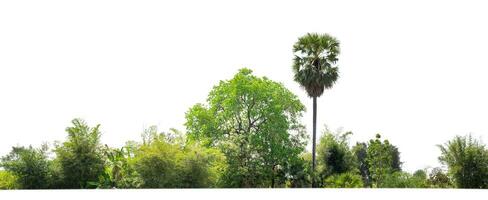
[292,33,340,187]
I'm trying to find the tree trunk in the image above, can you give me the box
[312,96,317,188]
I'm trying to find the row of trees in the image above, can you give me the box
[2,33,488,189]
[1,68,487,189]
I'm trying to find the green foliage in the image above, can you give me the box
[324,172,364,188]
[186,68,307,187]
[133,127,225,188]
[0,145,51,189]
[438,135,488,188]
[379,172,412,188]
[411,169,429,188]
[92,144,142,189]
[286,152,312,188]
[0,170,20,189]
[54,118,105,188]
[379,170,429,188]
[352,142,371,187]
[317,127,357,186]
[366,134,402,187]
[177,142,227,188]
[292,33,340,98]
[428,167,452,188]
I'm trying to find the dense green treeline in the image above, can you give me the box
[2,33,488,189]
[1,68,487,189]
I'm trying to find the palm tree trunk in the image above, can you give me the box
[312,96,317,188]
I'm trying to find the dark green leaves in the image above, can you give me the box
[292,33,340,97]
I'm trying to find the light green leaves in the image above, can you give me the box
[185,68,307,187]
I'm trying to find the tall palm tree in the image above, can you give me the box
[292,33,340,187]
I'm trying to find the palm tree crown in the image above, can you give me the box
[292,33,340,97]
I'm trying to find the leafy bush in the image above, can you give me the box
[428,167,452,188]
[0,170,20,189]
[379,170,429,188]
[133,127,226,188]
[324,172,364,188]
[91,145,143,189]
[316,127,357,187]
[0,145,51,189]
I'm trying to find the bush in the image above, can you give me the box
[379,170,429,188]
[0,145,51,189]
[428,167,452,188]
[133,127,226,188]
[0,171,20,189]
[324,172,364,188]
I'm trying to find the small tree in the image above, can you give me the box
[0,145,51,189]
[438,135,488,188]
[55,118,105,188]
[366,134,402,187]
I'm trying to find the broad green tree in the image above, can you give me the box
[438,135,488,188]
[292,33,340,187]
[0,145,51,189]
[185,68,307,187]
[54,119,105,188]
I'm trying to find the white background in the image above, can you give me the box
[1,0,488,174]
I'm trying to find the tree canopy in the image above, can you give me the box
[54,119,106,188]
[185,68,308,187]
[438,135,488,188]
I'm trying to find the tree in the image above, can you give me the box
[316,127,357,187]
[286,152,312,188]
[54,118,105,188]
[292,33,340,187]
[185,68,307,187]
[438,135,488,188]
[0,145,51,189]
[366,134,402,187]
